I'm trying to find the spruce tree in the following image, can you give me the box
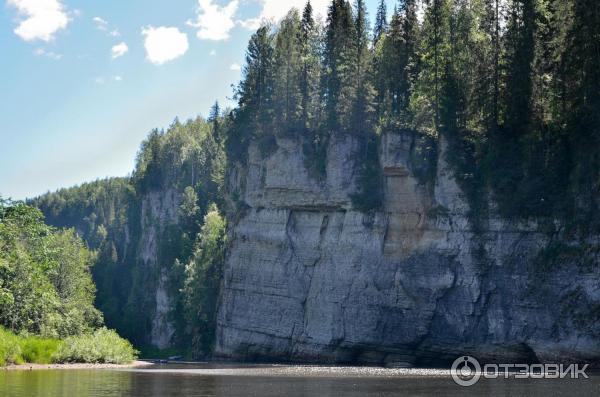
[322,0,355,132]
[503,0,536,136]
[208,101,221,143]
[237,25,275,137]
[414,0,452,133]
[350,0,375,135]
[401,0,419,117]
[274,10,303,134]
[474,0,502,132]
[373,0,388,46]
[300,1,320,130]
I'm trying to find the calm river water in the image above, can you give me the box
[1,363,598,396]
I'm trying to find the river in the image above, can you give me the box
[1,363,598,396]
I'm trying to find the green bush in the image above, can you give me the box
[54,328,138,364]
[19,336,61,364]
[0,327,24,366]
[0,327,62,365]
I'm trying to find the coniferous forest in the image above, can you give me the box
[10,0,599,360]
[228,0,599,224]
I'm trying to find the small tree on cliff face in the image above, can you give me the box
[181,204,226,357]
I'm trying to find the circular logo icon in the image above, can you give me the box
[451,356,482,387]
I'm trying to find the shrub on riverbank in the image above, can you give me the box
[0,327,24,366]
[0,328,60,365]
[20,336,62,364]
[0,327,137,366]
[54,328,138,364]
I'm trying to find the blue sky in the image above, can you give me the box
[1,0,381,200]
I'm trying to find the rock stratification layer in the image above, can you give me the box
[215,130,600,366]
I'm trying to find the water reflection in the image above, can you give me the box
[1,364,598,396]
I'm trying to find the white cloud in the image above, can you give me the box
[7,0,71,42]
[93,16,120,36]
[93,16,108,30]
[111,42,128,59]
[209,49,216,56]
[141,26,189,65]
[237,17,261,31]
[230,63,241,71]
[187,0,239,41]
[34,48,62,60]
[114,75,123,82]
[239,0,329,30]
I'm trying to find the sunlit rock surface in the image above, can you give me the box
[215,130,600,366]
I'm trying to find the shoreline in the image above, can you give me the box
[3,360,154,371]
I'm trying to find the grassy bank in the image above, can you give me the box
[0,327,138,366]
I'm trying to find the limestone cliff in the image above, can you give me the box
[215,129,600,366]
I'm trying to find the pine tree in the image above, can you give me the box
[373,0,388,46]
[503,0,536,136]
[563,0,600,137]
[273,10,303,134]
[208,101,221,143]
[413,0,452,133]
[300,1,321,130]
[322,0,355,132]
[474,0,502,132]
[237,25,275,137]
[228,25,275,161]
[350,0,375,134]
[443,0,479,132]
[401,0,419,116]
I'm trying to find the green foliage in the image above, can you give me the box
[0,200,102,338]
[31,177,134,250]
[19,336,61,364]
[273,10,304,134]
[0,327,24,366]
[177,204,226,358]
[0,327,61,366]
[54,328,138,364]
[373,0,388,45]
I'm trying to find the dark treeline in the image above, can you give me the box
[227,0,600,228]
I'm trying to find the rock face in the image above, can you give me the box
[215,130,600,366]
[140,189,179,349]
